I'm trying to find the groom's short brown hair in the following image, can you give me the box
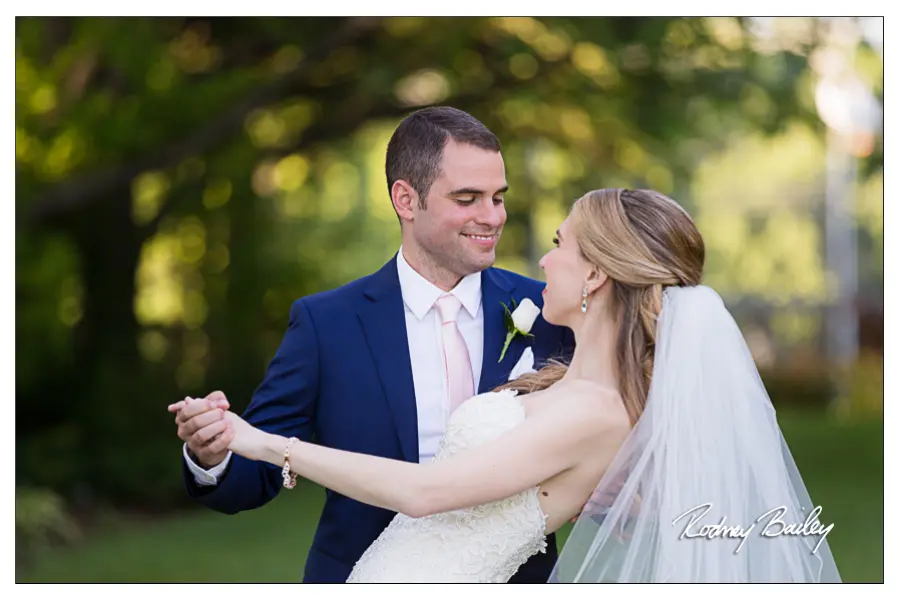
[386,106,501,209]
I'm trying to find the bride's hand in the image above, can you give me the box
[224,411,271,462]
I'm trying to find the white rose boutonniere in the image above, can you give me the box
[498,298,541,362]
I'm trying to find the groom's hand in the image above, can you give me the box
[569,472,630,525]
[570,487,609,524]
[169,391,234,469]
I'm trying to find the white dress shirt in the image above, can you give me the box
[396,246,483,463]
[185,246,484,484]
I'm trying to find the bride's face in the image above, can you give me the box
[538,217,597,327]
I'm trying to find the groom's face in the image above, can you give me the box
[411,140,508,277]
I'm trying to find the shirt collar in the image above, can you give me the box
[396,246,482,321]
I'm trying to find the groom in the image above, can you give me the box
[174,106,575,582]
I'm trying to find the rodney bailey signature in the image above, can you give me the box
[672,503,834,555]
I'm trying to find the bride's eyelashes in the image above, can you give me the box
[552,237,559,247]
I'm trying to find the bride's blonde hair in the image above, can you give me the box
[497,189,705,425]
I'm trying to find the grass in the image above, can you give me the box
[17,410,883,583]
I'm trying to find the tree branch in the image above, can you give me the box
[258,49,575,164]
[25,16,384,227]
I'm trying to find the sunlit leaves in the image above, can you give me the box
[508,53,539,80]
[269,44,303,75]
[134,217,208,328]
[453,51,494,92]
[15,55,39,95]
[395,69,452,107]
[692,122,829,302]
[615,138,648,173]
[358,122,399,223]
[271,154,309,193]
[176,218,207,264]
[665,19,698,50]
[525,140,578,189]
[146,57,178,92]
[16,128,42,164]
[245,100,319,149]
[532,195,569,258]
[383,17,426,38]
[498,97,538,130]
[182,291,208,331]
[39,128,87,181]
[138,330,169,362]
[853,45,883,95]
[320,161,359,221]
[857,170,883,240]
[571,42,620,88]
[645,164,674,194]
[740,83,778,124]
[747,17,819,55]
[168,22,222,74]
[619,43,651,74]
[134,234,183,327]
[58,276,83,327]
[246,109,288,148]
[770,309,820,346]
[131,171,171,225]
[704,17,746,52]
[694,122,825,213]
[205,243,231,274]
[491,17,571,62]
[29,84,58,115]
[557,106,593,143]
[856,169,883,283]
[202,177,232,210]
[251,160,277,197]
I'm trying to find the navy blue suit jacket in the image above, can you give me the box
[183,256,575,582]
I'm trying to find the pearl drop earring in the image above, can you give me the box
[581,285,589,313]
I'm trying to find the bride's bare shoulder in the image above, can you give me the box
[549,380,631,433]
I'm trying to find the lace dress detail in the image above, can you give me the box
[347,389,548,583]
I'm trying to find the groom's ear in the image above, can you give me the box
[391,180,419,223]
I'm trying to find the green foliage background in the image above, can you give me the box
[15,17,883,581]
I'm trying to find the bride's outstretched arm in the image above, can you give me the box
[226,393,622,518]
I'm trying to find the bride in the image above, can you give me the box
[178,188,841,583]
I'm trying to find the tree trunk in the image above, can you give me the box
[67,189,149,498]
[212,186,267,411]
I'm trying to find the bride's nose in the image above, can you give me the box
[539,253,549,270]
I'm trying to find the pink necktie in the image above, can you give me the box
[435,294,475,415]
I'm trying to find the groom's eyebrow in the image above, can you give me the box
[448,185,509,196]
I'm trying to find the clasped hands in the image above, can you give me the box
[167,392,269,467]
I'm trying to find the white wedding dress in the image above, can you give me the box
[347,389,549,583]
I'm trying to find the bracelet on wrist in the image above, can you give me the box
[282,437,299,489]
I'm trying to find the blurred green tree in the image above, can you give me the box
[15,17,881,506]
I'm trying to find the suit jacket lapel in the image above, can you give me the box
[478,268,519,394]
[358,257,419,463]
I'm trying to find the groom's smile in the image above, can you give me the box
[462,232,499,248]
